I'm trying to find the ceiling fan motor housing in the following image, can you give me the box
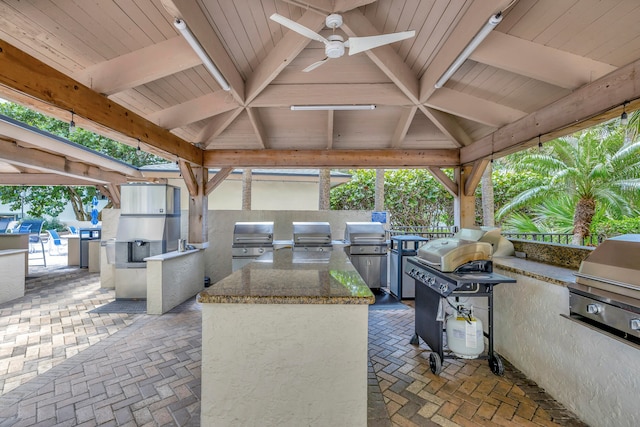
[325,14,343,29]
[325,35,345,58]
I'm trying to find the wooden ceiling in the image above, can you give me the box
[1,0,640,186]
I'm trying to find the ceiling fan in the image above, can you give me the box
[270,13,415,72]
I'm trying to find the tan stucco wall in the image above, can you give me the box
[167,178,327,211]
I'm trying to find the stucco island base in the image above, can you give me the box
[201,303,368,426]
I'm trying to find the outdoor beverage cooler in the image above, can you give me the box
[79,228,101,268]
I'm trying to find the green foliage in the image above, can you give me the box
[496,124,640,237]
[596,217,640,237]
[330,169,453,227]
[0,102,165,221]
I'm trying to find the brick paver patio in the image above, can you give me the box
[0,255,588,426]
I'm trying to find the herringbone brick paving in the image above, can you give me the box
[0,257,589,426]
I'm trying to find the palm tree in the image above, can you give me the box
[497,125,640,245]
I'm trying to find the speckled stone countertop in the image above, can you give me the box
[197,248,375,305]
[493,256,577,286]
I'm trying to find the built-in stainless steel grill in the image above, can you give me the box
[344,222,389,290]
[292,222,332,252]
[231,222,274,272]
[568,234,640,345]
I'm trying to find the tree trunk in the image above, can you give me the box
[481,162,495,226]
[375,169,385,211]
[572,197,596,245]
[242,169,252,210]
[318,169,331,210]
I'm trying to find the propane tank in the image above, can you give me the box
[445,303,484,359]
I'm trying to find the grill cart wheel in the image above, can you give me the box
[429,352,442,375]
[489,354,504,376]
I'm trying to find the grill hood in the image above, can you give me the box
[575,234,640,299]
[416,238,492,272]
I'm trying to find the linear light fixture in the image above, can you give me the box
[434,12,503,89]
[290,105,376,111]
[174,18,231,91]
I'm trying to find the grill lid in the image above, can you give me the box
[344,222,386,245]
[232,222,274,246]
[575,234,640,298]
[292,222,332,245]
[416,238,492,272]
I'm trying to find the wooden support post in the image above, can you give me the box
[187,165,208,247]
[453,166,476,229]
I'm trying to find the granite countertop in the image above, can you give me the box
[493,256,577,286]
[198,248,375,305]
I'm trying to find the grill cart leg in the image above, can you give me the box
[410,333,420,345]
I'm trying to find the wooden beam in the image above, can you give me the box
[391,106,417,148]
[76,37,201,95]
[199,108,244,148]
[245,10,326,104]
[461,58,640,164]
[163,0,245,104]
[420,0,512,102]
[471,32,617,90]
[418,105,471,147]
[103,183,121,209]
[427,167,457,197]
[187,164,208,245]
[204,167,233,195]
[178,159,198,197]
[0,139,129,184]
[0,116,141,177]
[204,149,459,168]
[0,173,98,186]
[148,92,239,130]
[250,83,410,107]
[427,87,526,128]
[464,159,490,196]
[342,10,420,103]
[0,39,203,166]
[246,108,268,149]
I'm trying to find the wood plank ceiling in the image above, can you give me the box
[1,0,640,186]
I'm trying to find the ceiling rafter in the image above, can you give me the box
[199,108,244,148]
[250,83,409,106]
[148,92,239,130]
[162,0,245,104]
[245,10,326,105]
[76,37,201,95]
[419,0,513,103]
[427,87,527,128]
[0,39,202,166]
[246,108,268,149]
[471,32,617,90]
[391,106,417,149]
[461,58,640,164]
[0,139,129,184]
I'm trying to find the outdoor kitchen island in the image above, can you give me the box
[197,248,374,427]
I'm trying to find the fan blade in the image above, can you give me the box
[270,14,328,44]
[302,57,329,72]
[346,30,415,56]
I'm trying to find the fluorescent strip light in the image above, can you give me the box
[290,105,376,111]
[434,13,502,89]
[174,18,231,91]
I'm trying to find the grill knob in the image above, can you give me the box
[630,319,640,331]
[439,283,448,294]
[586,303,603,315]
[427,276,436,285]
